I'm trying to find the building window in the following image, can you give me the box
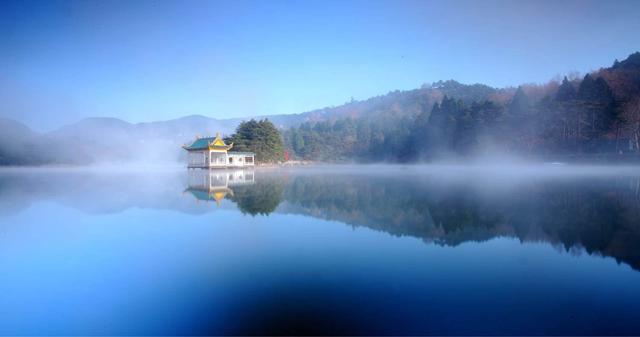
[229,157,233,164]
[245,157,253,163]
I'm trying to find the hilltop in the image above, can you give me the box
[284,51,640,162]
[1,51,639,165]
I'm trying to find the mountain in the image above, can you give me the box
[0,79,507,165]
[0,118,90,165]
[0,113,315,165]
[1,51,639,165]
[283,51,640,162]
[0,118,40,165]
[284,80,509,125]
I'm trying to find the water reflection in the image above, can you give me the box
[185,169,255,205]
[1,167,640,272]
[1,167,640,334]
[185,169,285,215]
[182,169,640,272]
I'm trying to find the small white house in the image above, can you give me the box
[183,134,255,169]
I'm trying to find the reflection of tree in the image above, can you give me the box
[283,175,441,238]
[280,174,640,271]
[227,178,285,216]
[429,195,504,235]
[536,180,640,268]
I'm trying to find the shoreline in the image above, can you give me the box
[2,155,640,171]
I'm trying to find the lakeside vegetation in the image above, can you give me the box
[283,52,640,162]
[1,52,639,165]
[225,119,285,163]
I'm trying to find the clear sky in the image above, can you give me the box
[1,0,639,131]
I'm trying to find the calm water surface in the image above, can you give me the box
[1,165,640,335]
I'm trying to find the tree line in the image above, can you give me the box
[283,52,640,162]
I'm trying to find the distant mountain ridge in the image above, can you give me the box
[282,51,640,162]
[0,115,290,165]
[0,79,510,165]
[2,51,639,165]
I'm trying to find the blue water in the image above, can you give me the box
[1,166,640,335]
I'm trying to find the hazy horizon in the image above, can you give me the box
[2,0,640,131]
[3,2,640,334]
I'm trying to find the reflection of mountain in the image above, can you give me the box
[180,170,640,271]
[1,168,639,271]
[273,174,640,271]
[0,170,219,216]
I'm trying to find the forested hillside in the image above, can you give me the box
[2,52,639,166]
[284,52,640,162]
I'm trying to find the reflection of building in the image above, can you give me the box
[183,133,255,168]
[185,169,255,205]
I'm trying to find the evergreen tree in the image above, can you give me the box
[578,74,598,101]
[424,96,466,156]
[577,74,616,142]
[509,86,531,116]
[593,77,615,106]
[227,119,285,163]
[292,129,305,154]
[556,77,577,101]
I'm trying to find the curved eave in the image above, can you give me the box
[208,145,233,151]
[183,147,209,151]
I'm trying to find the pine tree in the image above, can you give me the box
[228,119,284,163]
[578,74,597,101]
[556,77,576,101]
[509,86,530,116]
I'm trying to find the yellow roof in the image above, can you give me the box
[209,134,233,151]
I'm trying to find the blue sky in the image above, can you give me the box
[1,0,639,131]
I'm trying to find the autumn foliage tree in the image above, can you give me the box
[283,51,640,161]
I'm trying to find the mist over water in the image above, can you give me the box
[1,0,639,333]
[1,164,640,334]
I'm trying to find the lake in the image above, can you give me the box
[1,165,640,335]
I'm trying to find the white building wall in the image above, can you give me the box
[227,153,255,167]
[188,150,255,168]
[209,151,228,167]
[188,151,206,167]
